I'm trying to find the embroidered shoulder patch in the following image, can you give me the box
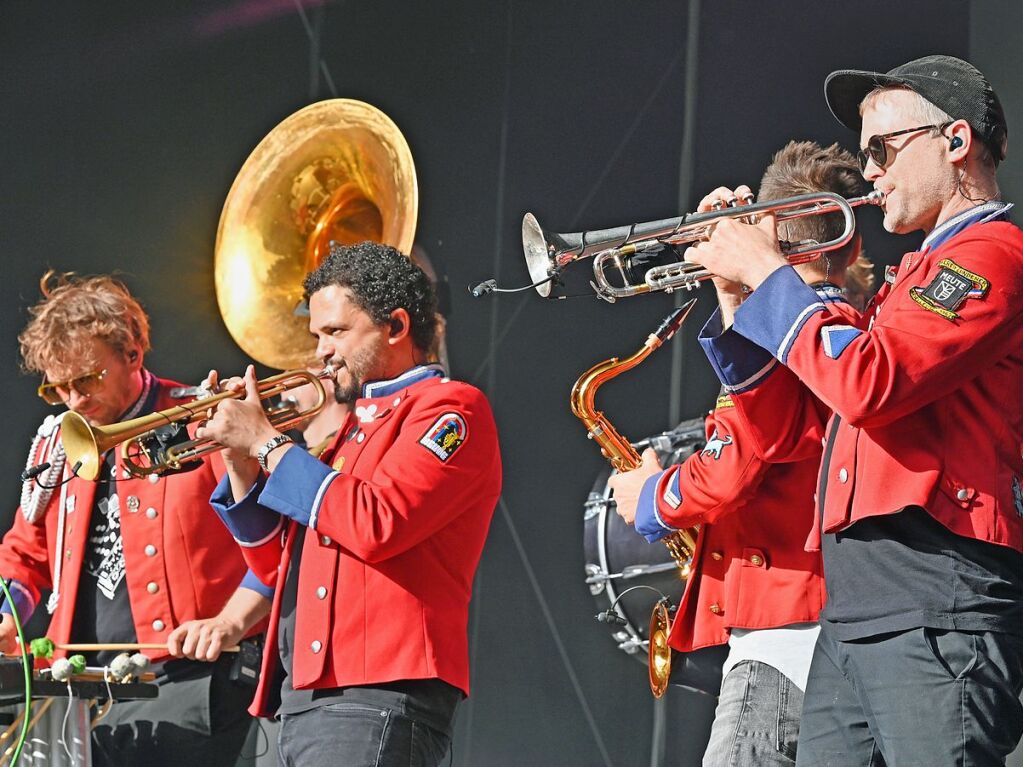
[661,468,682,510]
[820,325,862,360]
[418,413,467,462]
[715,394,734,410]
[700,428,733,460]
[909,258,990,320]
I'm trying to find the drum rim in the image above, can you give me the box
[594,474,648,653]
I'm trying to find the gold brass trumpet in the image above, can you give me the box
[522,190,885,301]
[61,367,334,481]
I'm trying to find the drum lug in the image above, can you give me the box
[616,634,645,655]
[585,564,606,595]
[583,494,608,520]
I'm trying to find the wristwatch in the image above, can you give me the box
[256,434,293,471]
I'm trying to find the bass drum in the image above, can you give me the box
[583,419,705,662]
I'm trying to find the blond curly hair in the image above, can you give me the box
[19,273,151,375]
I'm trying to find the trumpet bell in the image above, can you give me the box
[522,213,556,297]
[60,412,105,482]
[215,99,418,370]
[59,369,332,480]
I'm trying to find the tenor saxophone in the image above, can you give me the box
[570,299,699,698]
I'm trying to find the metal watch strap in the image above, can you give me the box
[257,434,293,471]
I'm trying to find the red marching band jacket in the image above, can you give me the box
[703,205,1023,554]
[0,375,254,663]
[636,395,826,653]
[637,290,855,654]
[212,366,501,717]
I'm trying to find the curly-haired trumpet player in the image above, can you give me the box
[0,273,269,766]
[197,242,502,767]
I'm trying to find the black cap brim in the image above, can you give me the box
[825,69,912,132]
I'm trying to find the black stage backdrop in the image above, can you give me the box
[2,3,1009,765]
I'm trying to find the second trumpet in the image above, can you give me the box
[60,367,334,481]
[522,190,884,301]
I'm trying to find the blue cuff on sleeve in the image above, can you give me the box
[259,446,337,529]
[634,470,678,543]
[698,308,777,392]
[732,266,826,363]
[0,580,36,623]
[210,473,283,547]
[239,569,274,599]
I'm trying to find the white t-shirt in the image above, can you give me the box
[721,623,820,691]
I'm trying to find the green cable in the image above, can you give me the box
[0,579,32,764]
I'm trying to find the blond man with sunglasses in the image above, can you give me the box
[686,55,1023,765]
[0,274,269,766]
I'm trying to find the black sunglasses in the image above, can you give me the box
[857,122,951,173]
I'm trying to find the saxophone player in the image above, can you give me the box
[685,55,1023,766]
[610,141,868,766]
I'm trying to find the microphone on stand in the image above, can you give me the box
[595,609,628,626]
[20,463,51,482]
[468,273,557,298]
[469,279,498,298]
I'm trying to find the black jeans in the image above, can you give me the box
[277,682,460,767]
[797,625,1023,766]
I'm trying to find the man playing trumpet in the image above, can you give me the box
[687,55,1023,764]
[199,242,502,767]
[0,273,270,765]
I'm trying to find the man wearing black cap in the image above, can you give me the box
[684,55,1023,764]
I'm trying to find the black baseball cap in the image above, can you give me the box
[825,55,1007,162]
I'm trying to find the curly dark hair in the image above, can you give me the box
[303,241,437,354]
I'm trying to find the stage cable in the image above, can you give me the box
[651,6,703,767]
[467,42,688,374]
[568,46,686,233]
[0,578,32,764]
[291,0,339,98]
[667,0,702,435]
[462,2,516,762]
[466,24,692,767]
[497,497,616,767]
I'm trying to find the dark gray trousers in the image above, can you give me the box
[90,656,254,767]
[796,626,1023,767]
[277,685,458,767]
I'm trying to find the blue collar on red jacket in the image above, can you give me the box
[921,201,1014,253]
[362,364,446,400]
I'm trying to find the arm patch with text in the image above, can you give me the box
[418,413,468,462]
[909,258,990,320]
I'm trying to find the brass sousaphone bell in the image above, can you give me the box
[61,101,419,480]
[215,99,418,370]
